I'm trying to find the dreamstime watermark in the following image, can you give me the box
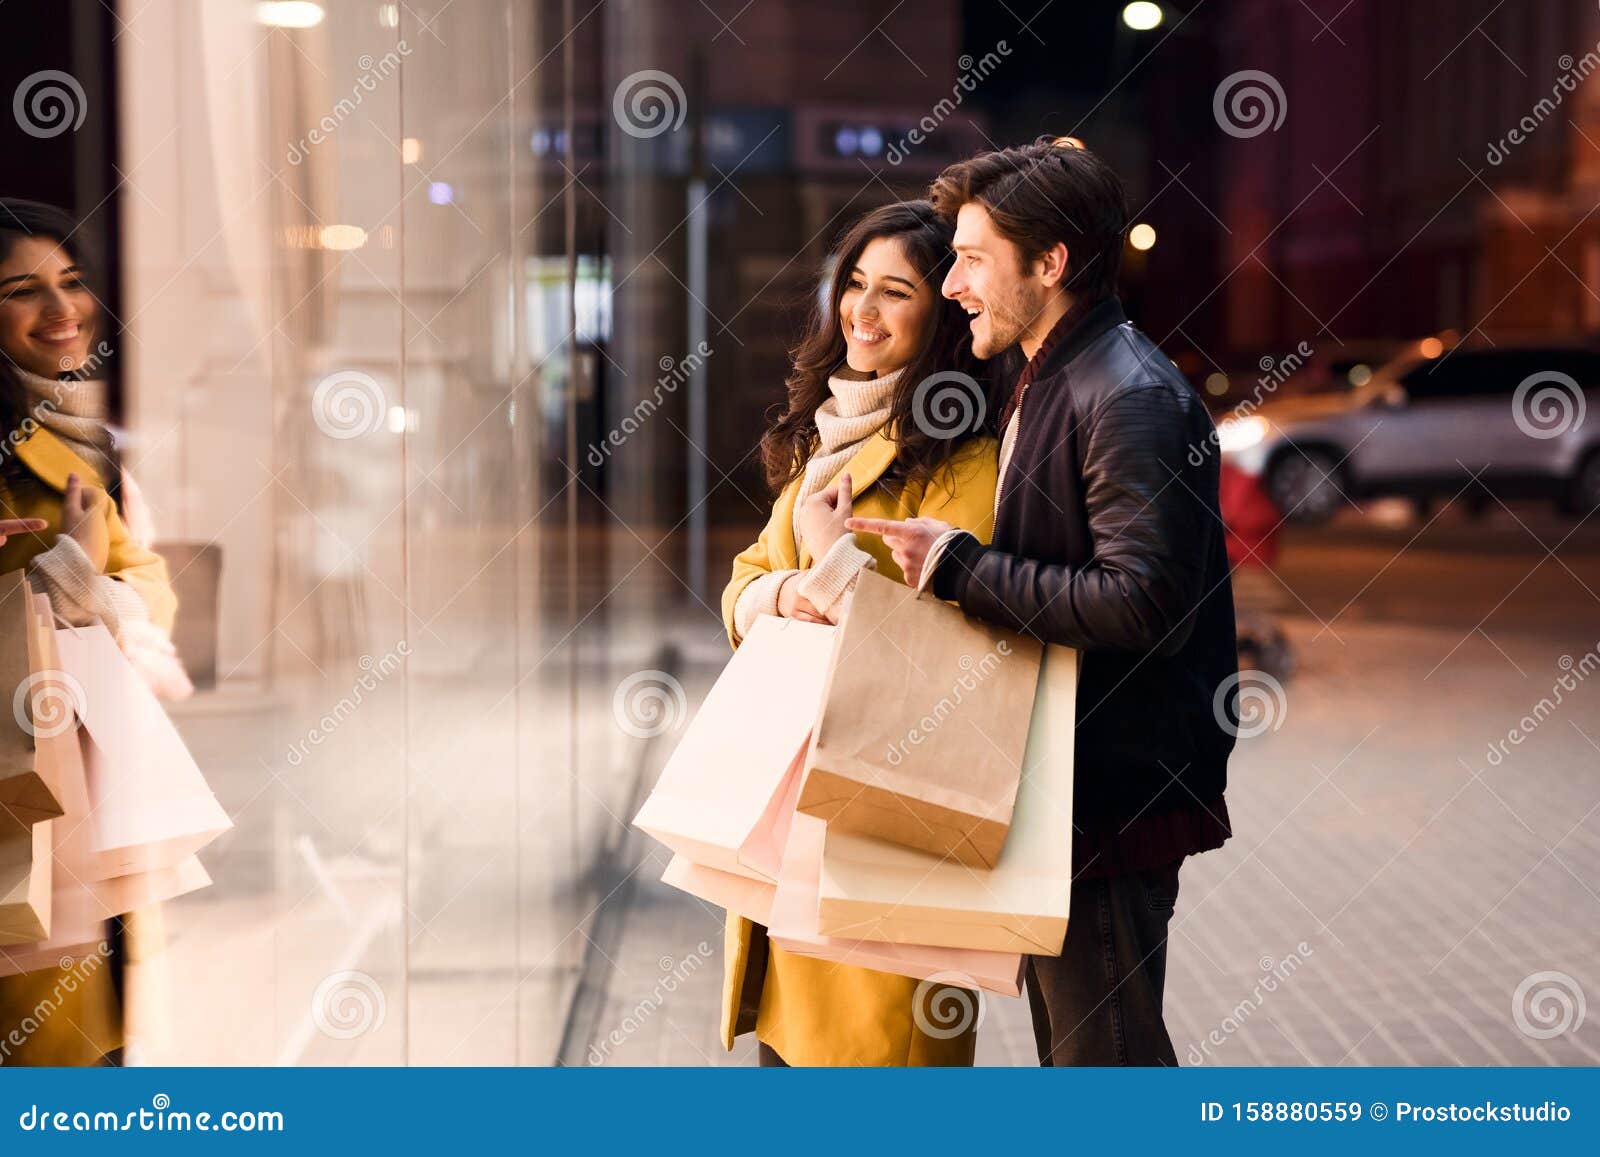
[586,944,712,1065]
[884,641,1012,767]
[884,42,1012,165]
[286,43,413,165]
[0,345,113,468]
[285,642,410,767]
[1511,370,1587,440]
[1186,942,1314,1065]
[587,341,713,467]
[0,943,109,1063]
[12,71,87,139]
[611,669,688,739]
[612,69,687,139]
[11,669,87,741]
[1212,669,1288,739]
[311,970,387,1039]
[909,370,986,440]
[1485,43,1600,165]
[1213,70,1287,139]
[1483,643,1598,767]
[311,370,388,439]
[1511,970,1586,1040]
[1191,339,1314,466]
[912,971,985,1039]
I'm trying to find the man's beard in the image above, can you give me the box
[974,283,1044,359]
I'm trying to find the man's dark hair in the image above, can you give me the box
[929,136,1128,304]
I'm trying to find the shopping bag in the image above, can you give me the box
[815,643,1078,954]
[798,569,1042,868]
[0,820,51,946]
[633,616,835,882]
[769,812,1024,997]
[0,571,66,830]
[52,622,231,879]
[659,855,775,926]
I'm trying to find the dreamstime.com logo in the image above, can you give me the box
[311,970,387,1040]
[885,641,1012,767]
[1187,943,1314,1065]
[910,370,986,440]
[587,341,713,466]
[611,669,688,739]
[587,945,712,1065]
[1212,670,1288,739]
[312,370,389,439]
[287,43,413,165]
[12,70,87,139]
[612,70,687,139]
[883,42,1012,166]
[0,943,108,1063]
[1213,70,1287,139]
[912,971,985,1039]
[1512,970,1586,1040]
[1511,371,1587,440]
[11,669,87,741]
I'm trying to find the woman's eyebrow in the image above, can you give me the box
[0,273,38,289]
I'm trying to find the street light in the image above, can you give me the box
[256,2,324,27]
[1129,222,1157,251]
[1122,2,1164,31]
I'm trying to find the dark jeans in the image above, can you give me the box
[1025,858,1183,1066]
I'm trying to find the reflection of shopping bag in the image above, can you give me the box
[52,622,231,879]
[798,571,1042,868]
[0,820,50,945]
[769,812,1023,997]
[817,644,1078,955]
[634,617,835,882]
[0,571,66,831]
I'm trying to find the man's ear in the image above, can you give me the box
[1036,241,1071,289]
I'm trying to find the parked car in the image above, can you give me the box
[1216,339,1600,523]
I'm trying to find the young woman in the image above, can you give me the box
[0,197,182,1065]
[719,200,1004,1067]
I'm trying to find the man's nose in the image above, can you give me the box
[941,265,962,300]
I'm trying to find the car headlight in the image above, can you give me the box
[1216,414,1269,454]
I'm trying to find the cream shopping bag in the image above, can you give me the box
[0,571,66,830]
[798,570,1042,868]
[659,855,776,926]
[634,617,835,882]
[53,621,231,879]
[0,821,51,946]
[768,812,1024,997]
[815,643,1078,955]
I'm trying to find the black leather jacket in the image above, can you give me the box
[932,298,1239,831]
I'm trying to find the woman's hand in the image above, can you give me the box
[0,518,48,547]
[797,471,855,557]
[776,573,828,623]
[845,515,955,590]
[61,472,111,571]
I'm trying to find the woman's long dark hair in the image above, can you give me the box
[759,199,1010,496]
[0,198,119,507]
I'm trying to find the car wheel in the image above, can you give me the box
[1266,448,1347,524]
[1565,450,1600,515]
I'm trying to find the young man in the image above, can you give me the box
[849,139,1239,1066]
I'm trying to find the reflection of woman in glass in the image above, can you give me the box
[0,198,182,1065]
[720,200,1004,1066]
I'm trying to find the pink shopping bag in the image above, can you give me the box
[659,854,775,925]
[769,811,1024,997]
[633,617,834,882]
[52,621,231,879]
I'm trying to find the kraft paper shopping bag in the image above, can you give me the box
[798,570,1042,868]
[768,812,1024,997]
[0,571,66,830]
[816,643,1078,955]
[52,622,231,879]
[633,616,835,883]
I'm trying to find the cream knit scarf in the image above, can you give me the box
[15,369,115,479]
[792,367,902,550]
